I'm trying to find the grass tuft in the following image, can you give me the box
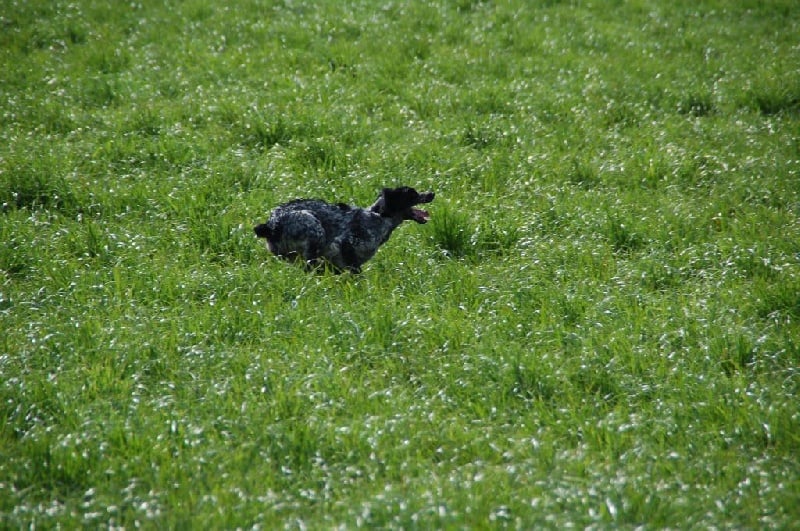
[238,113,296,150]
[605,215,647,255]
[428,201,474,259]
[677,92,718,117]
[1,161,80,215]
[511,361,557,403]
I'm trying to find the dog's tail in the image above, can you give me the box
[254,223,273,239]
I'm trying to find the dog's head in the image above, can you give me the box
[371,186,435,223]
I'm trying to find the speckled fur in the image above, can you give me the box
[255,186,434,273]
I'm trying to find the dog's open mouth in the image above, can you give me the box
[411,208,430,223]
[411,191,434,223]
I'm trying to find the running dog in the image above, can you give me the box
[255,186,434,273]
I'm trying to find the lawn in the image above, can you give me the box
[1,0,799,527]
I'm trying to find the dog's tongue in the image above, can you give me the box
[412,208,430,222]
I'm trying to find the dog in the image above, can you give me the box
[254,186,435,273]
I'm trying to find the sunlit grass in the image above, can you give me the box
[1,0,799,528]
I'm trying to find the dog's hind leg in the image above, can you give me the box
[274,210,326,264]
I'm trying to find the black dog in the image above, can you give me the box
[255,186,434,273]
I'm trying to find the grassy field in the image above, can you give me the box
[1,0,799,527]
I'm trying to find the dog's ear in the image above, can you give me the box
[380,188,400,212]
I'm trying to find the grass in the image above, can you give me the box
[1,0,799,527]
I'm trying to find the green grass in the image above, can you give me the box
[2,0,799,527]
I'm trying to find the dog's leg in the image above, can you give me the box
[338,241,362,273]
